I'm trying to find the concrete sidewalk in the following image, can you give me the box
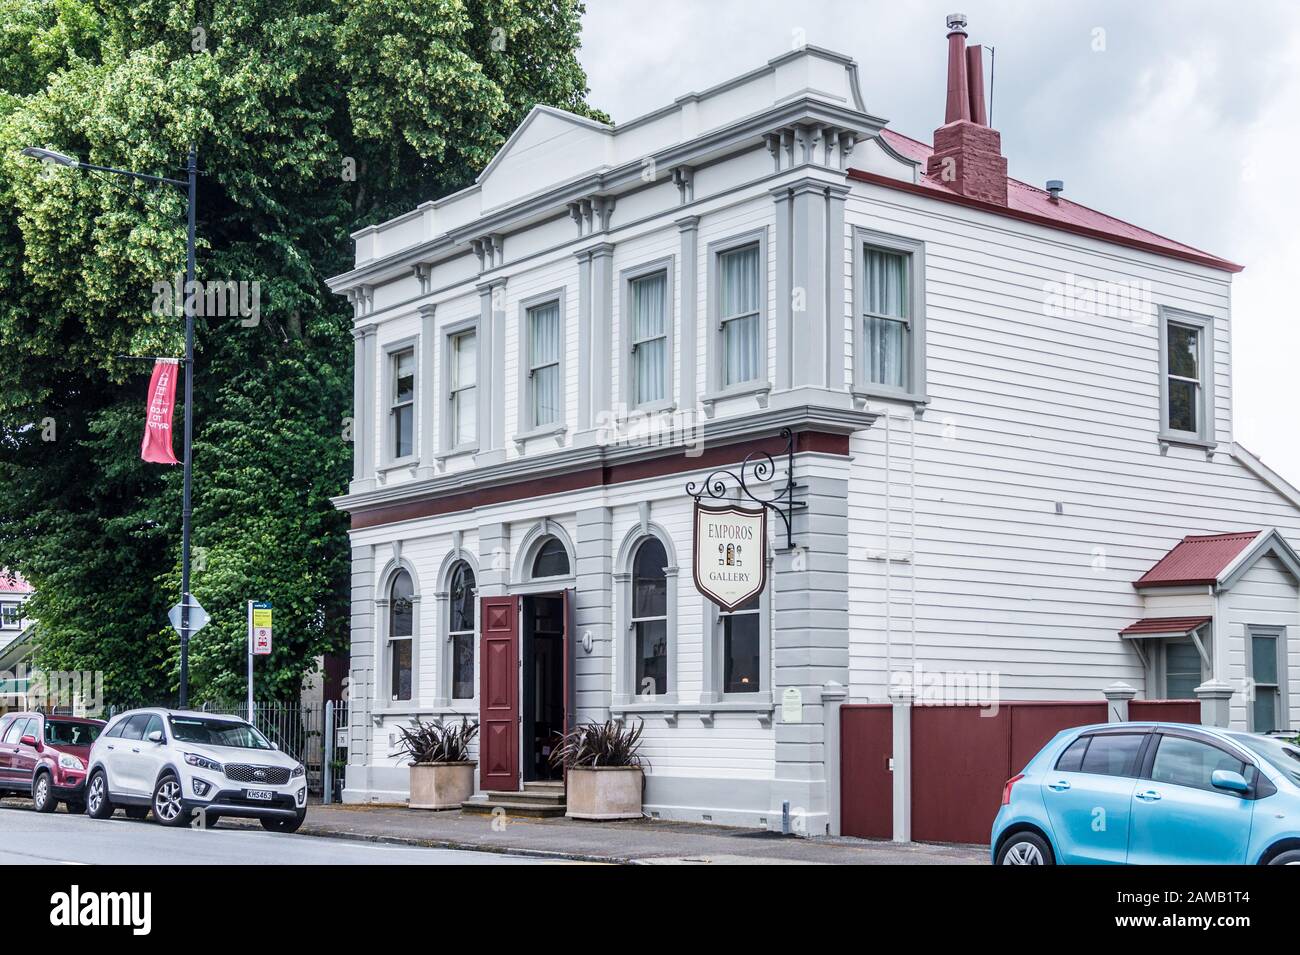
[227,803,987,865]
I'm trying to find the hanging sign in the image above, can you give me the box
[692,502,768,612]
[140,359,181,465]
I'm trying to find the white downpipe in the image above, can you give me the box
[884,411,892,687]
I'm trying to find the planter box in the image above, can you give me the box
[565,766,644,820]
[408,761,476,810]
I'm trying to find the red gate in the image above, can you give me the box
[841,699,1200,844]
[479,596,519,792]
[840,705,892,839]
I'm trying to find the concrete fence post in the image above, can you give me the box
[1195,680,1234,728]
[889,685,914,843]
[1103,681,1137,722]
[821,681,848,836]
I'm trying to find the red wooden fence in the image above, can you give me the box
[841,699,1200,844]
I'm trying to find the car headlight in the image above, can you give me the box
[58,753,85,771]
[291,763,305,778]
[184,752,223,772]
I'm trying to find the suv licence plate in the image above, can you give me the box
[245,789,274,801]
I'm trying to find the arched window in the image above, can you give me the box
[448,561,477,700]
[631,538,669,695]
[531,536,571,578]
[389,570,414,702]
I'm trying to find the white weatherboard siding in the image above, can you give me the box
[844,182,1300,705]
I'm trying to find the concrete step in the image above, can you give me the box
[481,788,565,806]
[523,781,565,793]
[461,793,566,818]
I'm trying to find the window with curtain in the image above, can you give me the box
[448,561,476,700]
[528,301,562,428]
[1166,321,1201,435]
[389,570,414,702]
[531,537,570,578]
[391,348,415,458]
[721,594,761,693]
[449,330,477,447]
[719,244,761,387]
[630,271,669,406]
[863,247,909,389]
[631,538,669,696]
[1251,629,1282,733]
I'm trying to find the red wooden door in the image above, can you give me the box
[479,596,519,792]
[840,705,892,839]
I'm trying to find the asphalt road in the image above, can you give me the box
[0,801,554,865]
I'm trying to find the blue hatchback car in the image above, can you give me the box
[991,722,1300,864]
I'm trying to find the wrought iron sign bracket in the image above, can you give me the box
[685,427,806,550]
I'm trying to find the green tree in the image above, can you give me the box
[0,0,601,704]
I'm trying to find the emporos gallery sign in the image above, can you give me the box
[692,502,768,612]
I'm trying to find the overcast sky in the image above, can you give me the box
[578,0,1300,485]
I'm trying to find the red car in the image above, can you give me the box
[0,712,105,813]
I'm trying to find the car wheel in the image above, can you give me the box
[1268,849,1300,865]
[124,806,150,820]
[260,811,305,834]
[151,774,191,827]
[32,772,57,813]
[85,770,114,819]
[997,831,1054,865]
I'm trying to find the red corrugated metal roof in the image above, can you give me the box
[1133,531,1261,588]
[1120,615,1211,636]
[0,571,31,595]
[852,130,1243,274]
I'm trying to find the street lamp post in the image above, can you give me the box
[21,144,200,707]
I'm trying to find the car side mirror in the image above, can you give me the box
[19,734,37,748]
[1211,769,1250,793]
[146,730,164,744]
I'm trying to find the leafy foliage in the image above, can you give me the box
[0,0,600,704]
[550,719,647,770]
[391,716,479,765]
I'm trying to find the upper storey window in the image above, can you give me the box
[449,329,477,447]
[1157,306,1215,447]
[525,299,563,429]
[863,248,909,389]
[719,244,762,387]
[630,271,670,406]
[853,229,926,401]
[390,347,415,459]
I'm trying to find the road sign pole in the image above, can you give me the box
[246,599,254,720]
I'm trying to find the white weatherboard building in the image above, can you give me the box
[329,19,1300,832]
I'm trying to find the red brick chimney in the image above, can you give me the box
[925,14,1008,205]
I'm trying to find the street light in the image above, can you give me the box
[20,143,201,708]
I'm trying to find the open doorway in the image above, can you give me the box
[521,593,565,781]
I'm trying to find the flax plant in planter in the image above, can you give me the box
[391,718,479,810]
[550,719,647,820]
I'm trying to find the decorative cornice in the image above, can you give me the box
[331,402,875,524]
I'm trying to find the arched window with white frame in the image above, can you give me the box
[388,569,414,702]
[631,538,669,696]
[447,561,476,700]
[614,526,678,705]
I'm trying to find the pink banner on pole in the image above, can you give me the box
[140,359,181,465]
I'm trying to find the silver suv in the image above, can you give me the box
[84,709,307,832]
